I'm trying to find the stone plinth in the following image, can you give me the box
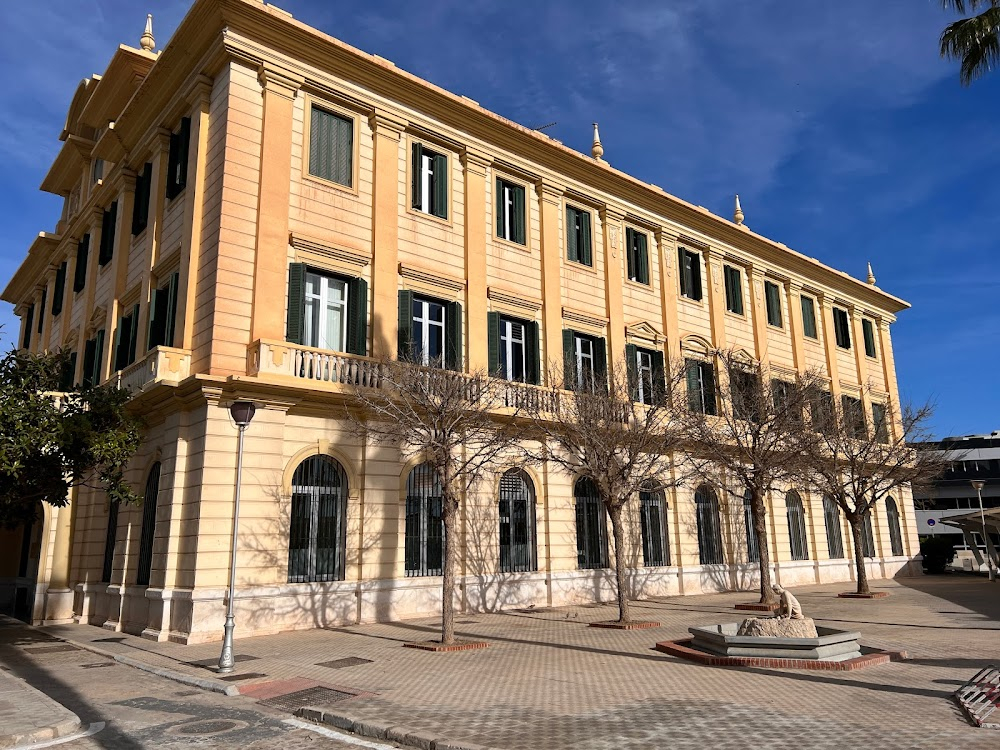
[737,617,818,638]
[688,623,862,662]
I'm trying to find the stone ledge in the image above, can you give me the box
[588,620,660,630]
[404,640,489,652]
[655,637,894,671]
[735,602,780,612]
[296,705,497,750]
[838,591,891,599]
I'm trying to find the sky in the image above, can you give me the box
[0,0,997,439]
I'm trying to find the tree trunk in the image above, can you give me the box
[850,516,870,595]
[607,503,631,624]
[750,488,777,604]
[440,492,459,645]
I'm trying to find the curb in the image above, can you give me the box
[296,706,497,750]
[0,714,83,750]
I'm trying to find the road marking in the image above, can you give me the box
[283,718,397,748]
[12,722,106,749]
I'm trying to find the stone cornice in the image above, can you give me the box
[398,262,466,295]
[487,286,542,314]
[562,306,609,331]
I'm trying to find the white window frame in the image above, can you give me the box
[304,271,349,352]
[635,348,654,405]
[413,296,446,366]
[575,334,594,388]
[499,317,526,381]
[499,181,515,242]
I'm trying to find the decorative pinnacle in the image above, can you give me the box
[866,262,876,286]
[591,122,604,162]
[140,14,155,52]
[734,194,745,226]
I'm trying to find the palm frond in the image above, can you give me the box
[941,0,999,15]
[940,7,1000,85]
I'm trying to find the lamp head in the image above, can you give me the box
[971,479,986,492]
[229,400,257,427]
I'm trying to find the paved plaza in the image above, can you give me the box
[2,576,999,749]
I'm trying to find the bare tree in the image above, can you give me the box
[348,356,522,645]
[521,355,688,625]
[798,383,946,595]
[683,350,816,605]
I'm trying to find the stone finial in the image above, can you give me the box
[866,261,876,286]
[734,194,745,226]
[140,14,155,52]
[591,122,604,162]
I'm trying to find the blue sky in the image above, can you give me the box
[1,1,997,439]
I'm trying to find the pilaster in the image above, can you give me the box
[135,129,173,353]
[787,281,806,374]
[655,228,681,365]
[179,81,213,351]
[537,180,565,382]
[599,205,626,370]
[704,249,727,350]
[462,147,491,371]
[877,318,904,439]
[818,293,841,398]
[747,264,768,362]
[369,110,406,358]
[103,171,137,380]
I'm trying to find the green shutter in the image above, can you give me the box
[685,359,700,411]
[433,153,448,219]
[625,228,636,280]
[334,112,353,187]
[309,106,332,180]
[82,337,96,387]
[411,143,423,210]
[525,320,540,385]
[636,232,648,284]
[132,163,152,235]
[625,343,638,401]
[147,287,163,350]
[732,268,743,314]
[701,361,717,415]
[397,289,414,360]
[347,276,368,356]
[562,329,575,386]
[678,248,688,297]
[496,178,504,238]
[22,306,33,349]
[52,263,66,316]
[487,311,501,375]
[59,352,76,391]
[863,319,876,358]
[112,318,124,372]
[38,290,46,333]
[513,184,525,244]
[579,210,592,266]
[285,263,307,344]
[566,207,578,262]
[93,329,105,384]
[690,252,702,300]
[765,281,782,327]
[176,117,191,192]
[593,336,607,389]
[74,235,89,292]
[163,273,179,348]
[445,300,462,370]
[651,350,666,404]
[801,296,817,338]
[127,304,140,365]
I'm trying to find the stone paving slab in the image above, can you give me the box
[39,577,1000,750]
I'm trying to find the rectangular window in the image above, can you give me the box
[287,264,367,356]
[724,265,743,315]
[401,294,462,369]
[305,271,348,352]
[52,262,67,316]
[833,307,851,349]
[37,289,46,334]
[566,205,592,266]
[862,318,877,358]
[730,368,761,423]
[625,228,649,284]
[166,117,191,200]
[810,388,834,433]
[309,105,353,187]
[841,395,866,439]
[92,158,104,184]
[73,235,89,293]
[131,163,153,235]
[562,329,606,390]
[98,202,118,267]
[764,280,783,328]
[872,402,889,444]
[81,330,105,387]
[626,344,664,405]
[496,178,526,244]
[411,143,448,219]
[801,295,817,339]
[22,305,33,349]
[113,304,140,372]
[488,312,539,384]
[678,248,703,301]
[147,273,180,351]
[640,490,669,567]
[500,317,526,381]
[685,358,716,415]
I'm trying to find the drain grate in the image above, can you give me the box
[316,657,373,670]
[81,662,116,669]
[259,686,357,713]
[23,644,80,654]
[187,654,259,668]
[219,672,268,682]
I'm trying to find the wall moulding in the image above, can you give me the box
[562,305,608,332]
[487,286,542,315]
[290,232,371,275]
[624,320,663,347]
[398,261,466,299]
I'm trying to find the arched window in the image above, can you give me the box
[785,491,809,561]
[861,512,876,558]
[575,478,608,569]
[499,469,537,573]
[288,455,349,583]
[823,495,844,559]
[639,485,670,567]
[886,497,904,556]
[136,462,161,586]
[405,462,443,577]
[102,500,120,583]
[695,485,724,565]
[743,489,760,563]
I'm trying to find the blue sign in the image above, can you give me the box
[927,519,936,527]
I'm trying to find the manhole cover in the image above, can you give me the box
[23,645,79,654]
[172,719,246,735]
[259,686,357,712]
[316,657,372,670]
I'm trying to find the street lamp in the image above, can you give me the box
[970,479,995,582]
[218,400,256,672]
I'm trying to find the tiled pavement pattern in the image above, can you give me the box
[29,577,1000,749]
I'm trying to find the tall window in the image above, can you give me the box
[833,307,851,349]
[563,330,606,390]
[166,117,191,200]
[626,344,663,405]
[685,358,716,415]
[499,469,537,573]
[22,305,33,349]
[136,462,161,586]
[640,486,670,567]
[113,304,140,372]
[52,263,67,317]
[411,143,448,219]
[566,205,592,266]
[287,265,367,356]
[823,495,844,559]
[147,273,180,350]
[786,491,809,561]
[413,296,446,365]
[496,178,526,244]
[102,500,120,583]
[625,228,649,284]
[488,313,539,384]
[764,280,783,328]
[872,402,889,444]
[287,455,348,583]
[841,395,866,440]
[98,202,118,267]
[800,295,818,339]
[724,265,744,315]
[132,163,153,235]
[886,497,904,556]
[862,318,878,359]
[575,478,608,569]
[743,490,760,563]
[305,272,348,352]
[861,512,876,558]
[309,106,353,187]
[695,485,724,565]
[81,330,105,387]
[730,368,761,423]
[73,235,90,293]
[677,248,703,301]
[405,463,444,577]
[499,316,526,381]
[398,291,461,369]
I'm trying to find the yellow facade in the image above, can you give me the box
[2,0,918,642]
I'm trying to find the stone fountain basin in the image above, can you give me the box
[689,623,862,661]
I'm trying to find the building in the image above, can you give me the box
[0,1,919,642]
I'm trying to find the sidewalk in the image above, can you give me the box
[37,577,1000,750]
[0,618,82,749]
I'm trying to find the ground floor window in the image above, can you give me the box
[786,491,809,561]
[823,495,844,559]
[499,469,537,573]
[861,512,876,558]
[575,478,608,569]
[405,462,444,577]
[288,455,349,583]
[639,487,670,567]
[886,497,904,556]
[743,489,760,563]
[136,463,161,586]
[695,485,724,565]
[102,500,119,583]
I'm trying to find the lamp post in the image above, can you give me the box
[970,479,995,582]
[218,400,256,673]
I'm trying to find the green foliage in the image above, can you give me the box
[940,0,1000,85]
[0,348,143,528]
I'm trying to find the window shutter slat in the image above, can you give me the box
[496,179,504,238]
[127,304,140,365]
[625,228,636,280]
[411,143,423,210]
[82,337,96,388]
[593,336,607,389]
[487,311,500,375]
[74,235,90,292]
[347,276,368,356]
[147,287,162,350]
[397,290,414,360]
[525,320,540,385]
[433,153,448,219]
[652,350,666,404]
[702,361,716,415]
[335,113,352,187]
[52,263,66,316]
[513,184,525,244]
[309,106,331,181]
[562,329,575,386]
[625,343,638,401]
[637,232,648,284]
[93,330,105,385]
[176,117,191,192]
[678,248,688,297]
[691,253,702,300]
[445,300,462,370]
[580,211,592,266]
[566,207,578,262]
[285,263,307,345]
[22,306,33,350]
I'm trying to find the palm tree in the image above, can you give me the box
[940,1,1000,85]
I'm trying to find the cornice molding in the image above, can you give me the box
[562,306,608,331]
[399,261,466,296]
[487,286,542,314]
[290,232,371,273]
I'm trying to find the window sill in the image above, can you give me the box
[766,322,785,332]
[301,170,359,198]
[493,234,531,254]
[677,294,705,308]
[565,259,599,276]
[723,309,746,321]
[405,204,453,229]
[624,278,653,292]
